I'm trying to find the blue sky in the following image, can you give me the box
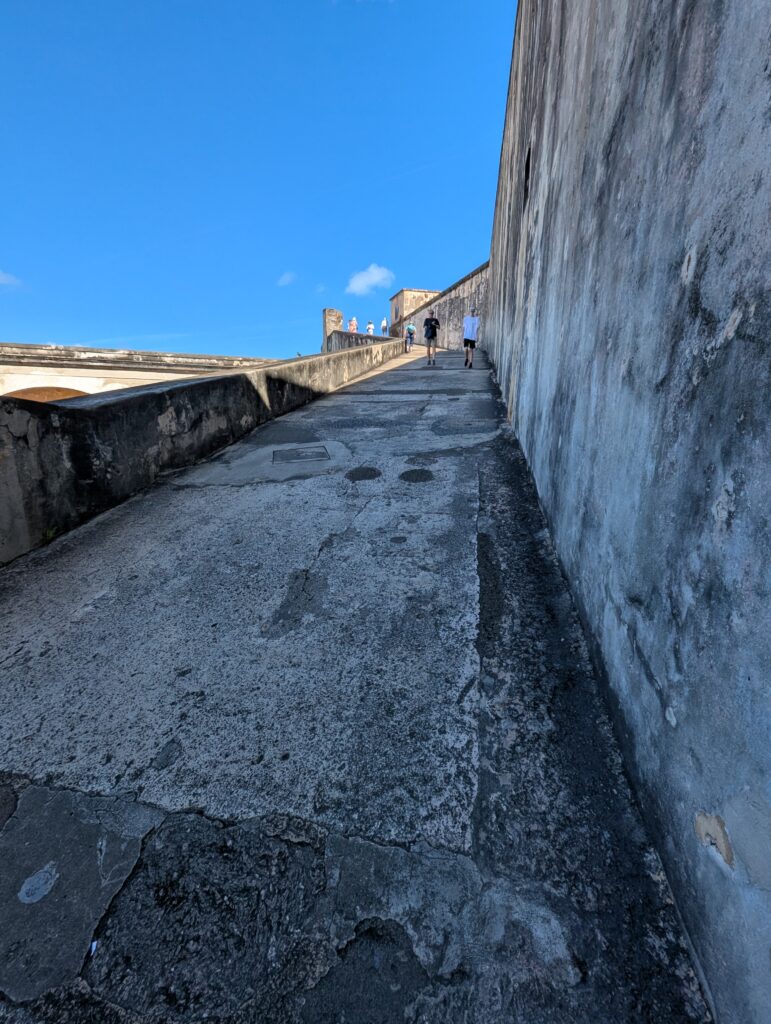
[1,0,516,361]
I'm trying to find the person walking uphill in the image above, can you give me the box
[405,320,416,353]
[463,307,480,368]
[423,310,440,365]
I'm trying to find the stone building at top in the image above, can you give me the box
[388,288,440,328]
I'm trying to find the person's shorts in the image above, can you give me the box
[464,338,477,349]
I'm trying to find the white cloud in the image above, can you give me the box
[0,270,21,288]
[276,271,297,287]
[315,283,326,294]
[345,263,395,296]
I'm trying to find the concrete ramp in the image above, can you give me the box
[0,352,708,1021]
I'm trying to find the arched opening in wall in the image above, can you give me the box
[3,386,89,402]
[523,145,531,212]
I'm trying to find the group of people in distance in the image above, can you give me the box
[346,316,389,337]
[345,306,481,369]
[406,307,481,368]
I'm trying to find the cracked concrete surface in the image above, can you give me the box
[0,352,709,1021]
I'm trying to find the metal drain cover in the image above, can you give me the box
[272,445,331,464]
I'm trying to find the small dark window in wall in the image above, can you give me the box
[523,146,531,211]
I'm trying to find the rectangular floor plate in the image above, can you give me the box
[272,445,331,464]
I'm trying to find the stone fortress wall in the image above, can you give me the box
[0,342,272,402]
[389,289,440,328]
[392,262,489,351]
[484,2,771,1022]
[323,330,392,354]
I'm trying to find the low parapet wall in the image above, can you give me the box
[323,330,395,353]
[0,341,274,400]
[0,339,404,565]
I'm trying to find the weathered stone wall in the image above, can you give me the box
[0,342,272,399]
[485,3,771,1021]
[0,340,405,565]
[322,328,393,354]
[321,308,344,352]
[393,263,489,350]
[389,289,440,328]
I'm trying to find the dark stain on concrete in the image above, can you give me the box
[399,469,435,483]
[431,417,493,436]
[271,567,329,633]
[345,466,382,481]
[0,979,137,1023]
[471,434,709,1021]
[150,739,183,772]
[299,918,429,1024]
[83,813,326,1022]
[0,786,16,830]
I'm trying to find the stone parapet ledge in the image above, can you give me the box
[0,341,273,374]
[323,330,395,353]
[0,339,405,565]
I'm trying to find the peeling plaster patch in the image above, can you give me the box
[712,476,736,531]
[727,609,750,641]
[665,706,678,727]
[157,407,177,436]
[695,812,734,868]
[724,791,771,891]
[17,861,59,904]
[5,408,32,439]
[681,246,698,286]
[709,307,743,356]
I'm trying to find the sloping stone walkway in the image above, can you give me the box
[0,350,709,1022]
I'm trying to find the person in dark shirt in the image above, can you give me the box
[423,311,440,365]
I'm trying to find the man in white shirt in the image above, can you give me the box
[463,307,480,368]
[380,317,388,336]
[366,320,375,335]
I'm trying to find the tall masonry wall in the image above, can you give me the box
[485,3,770,1022]
[392,262,489,350]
